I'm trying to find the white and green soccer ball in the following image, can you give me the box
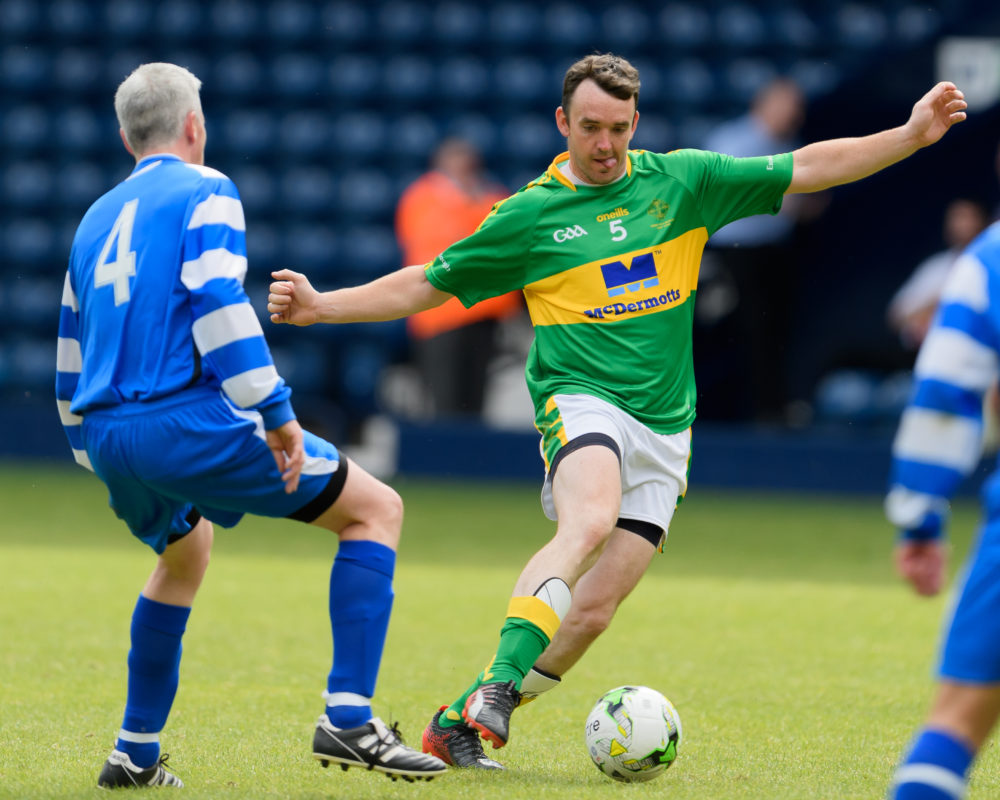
[584,685,682,782]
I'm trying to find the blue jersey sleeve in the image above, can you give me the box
[55,267,94,470]
[180,173,294,431]
[886,225,1000,541]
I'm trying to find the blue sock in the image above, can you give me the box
[116,595,190,768]
[891,728,974,799]
[325,540,395,729]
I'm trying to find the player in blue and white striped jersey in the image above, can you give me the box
[56,63,445,788]
[886,218,1000,800]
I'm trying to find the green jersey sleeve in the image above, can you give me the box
[423,189,540,308]
[662,149,794,236]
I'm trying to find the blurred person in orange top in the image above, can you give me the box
[396,138,522,418]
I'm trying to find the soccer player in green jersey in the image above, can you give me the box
[268,54,967,769]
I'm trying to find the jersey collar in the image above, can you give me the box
[133,153,182,171]
[545,151,633,191]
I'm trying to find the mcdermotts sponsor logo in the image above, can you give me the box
[584,289,682,319]
[601,252,659,297]
[583,249,681,318]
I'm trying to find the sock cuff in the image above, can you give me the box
[335,540,396,578]
[506,596,560,642]
[118,728,161,743]
[912,728,976,773]
[135,595,191,635]
[323,690,372,707]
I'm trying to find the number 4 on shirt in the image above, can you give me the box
[94,198,139,306]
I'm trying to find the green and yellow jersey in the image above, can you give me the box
[424,148,793,435]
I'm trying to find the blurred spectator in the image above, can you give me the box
[395,138,521,418]
[887,197,990,352]
[696,77,825,423]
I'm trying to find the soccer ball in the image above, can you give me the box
[584,685,682,782]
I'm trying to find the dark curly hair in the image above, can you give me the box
[561,53,640,115]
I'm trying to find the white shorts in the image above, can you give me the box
[539,393,691,543]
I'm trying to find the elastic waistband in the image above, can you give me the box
[86,385,224,418]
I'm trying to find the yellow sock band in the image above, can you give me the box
[506,596,561,642]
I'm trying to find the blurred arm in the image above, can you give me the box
[55,271,93,471]
[886,249,999,594]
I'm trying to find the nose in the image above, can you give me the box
[596,129,612,152]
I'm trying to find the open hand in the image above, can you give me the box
[905,81,967,148]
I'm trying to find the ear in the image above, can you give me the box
[119,128,135,157]
[555,106,570,138]
[629,109,640,141]
[183,110,200,143]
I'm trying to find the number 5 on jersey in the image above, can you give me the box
[95,199,139,306]
[609,219,627,242]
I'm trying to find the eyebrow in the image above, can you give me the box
[578,117,631,127]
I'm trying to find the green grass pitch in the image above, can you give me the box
[2,461,997,799]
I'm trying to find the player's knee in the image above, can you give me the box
[157,545,210,589]
[162,519,213,582]
[184,540,212,581]
[568,514,617,559]
[367,483,404,546]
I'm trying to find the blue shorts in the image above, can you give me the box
[938,515,1000,683]
[81,386,344,554]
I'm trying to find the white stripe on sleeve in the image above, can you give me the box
[73,448,93,471]
[885,486,949,529]
[188,194,246,231]
[940,254,988,312]
[221,365,280,408]
[915,327,999,393]
[181,248,248,290]
[192,302,264,355]
[893,407,982,470]
[56,337,82,373]
[62,272,78,312]
[57,399,82,426]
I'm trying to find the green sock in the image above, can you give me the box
[439,596,558,728]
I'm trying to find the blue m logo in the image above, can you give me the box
[600,252,659,298]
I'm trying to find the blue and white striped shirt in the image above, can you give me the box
[56,154,293,470]
[886,221,1000,539]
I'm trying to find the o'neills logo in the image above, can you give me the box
[595,207,629,222]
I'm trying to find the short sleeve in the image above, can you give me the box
[424,193,538,308]
[668,149,793,236]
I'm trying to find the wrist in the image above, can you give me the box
[895,122,926,155]
[260,398,295,431]
[898,511,944,542]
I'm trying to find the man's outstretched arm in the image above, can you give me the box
[267,265,452,326]
[787,81,966,194]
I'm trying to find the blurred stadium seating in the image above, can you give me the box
[1,0,997,452]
